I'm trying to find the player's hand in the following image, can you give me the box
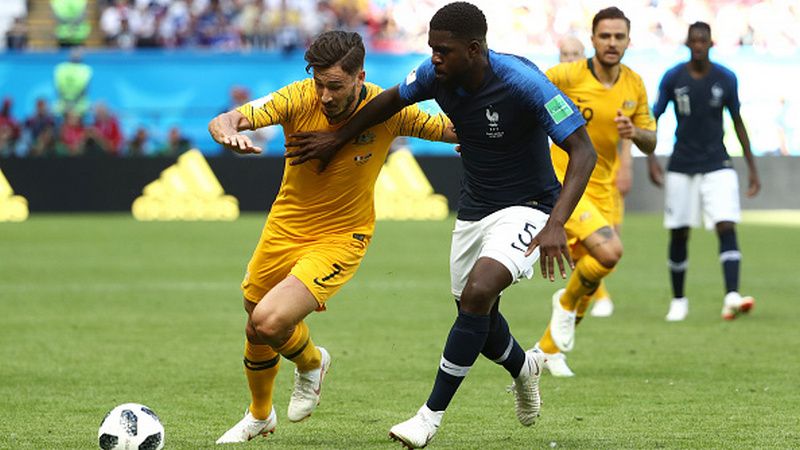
[614,110,636,140]
[284,131,345,173]
[220,134,262,155]
[747,171,761,197]
[526,221,573,282]
[647,156,664,188]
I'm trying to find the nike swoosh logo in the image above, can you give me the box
[531,357,541,376]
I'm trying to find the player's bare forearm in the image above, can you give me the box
[285,85,408,167]
[208,110,262,154]
[732,114,760,196]
[552,127,596,226]
[632,128,657,154]
[530,127,595,280]
[208,110,251,143]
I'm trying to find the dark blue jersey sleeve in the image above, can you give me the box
[724,69,741,116]
[653,68,675,120]
[398,59,436,104]
[509,62,584,145]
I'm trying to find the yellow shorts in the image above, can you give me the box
[241,225,370,307]
[565,193,614,259]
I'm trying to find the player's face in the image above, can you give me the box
[428,30,477,87]
[591,19,630,67]
[313,64,365,122]
[686,29,712,63]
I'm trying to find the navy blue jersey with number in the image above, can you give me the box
[653,62,740,174]
[398,50,584,221]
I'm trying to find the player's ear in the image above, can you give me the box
[357,69,365,85]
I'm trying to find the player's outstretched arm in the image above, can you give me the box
[285,85,408,171]
[731,113,760,197]
[208,110,262,155]
[528,126,596,281]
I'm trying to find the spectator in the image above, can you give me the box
[100,0,136,48]
[159,126,191,156]
[127,126,155,157]
[51,0,91,48]
[23,99,57,157]
[0,98,21,158]
[84,102,124,156]
[5,16,29,51]
[56,110,87,156]
[54,49,92,117]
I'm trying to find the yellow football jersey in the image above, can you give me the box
[237,79,449,239]
[547,59,655,201]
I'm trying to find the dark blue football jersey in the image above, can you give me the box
[398,50,585,221]
[653,62,741,174]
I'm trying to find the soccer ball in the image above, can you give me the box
[98,403,165,450]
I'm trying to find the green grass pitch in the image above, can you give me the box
[1,213,799,449]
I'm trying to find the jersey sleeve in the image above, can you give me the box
[632,76,657,131]
[385,103,451,141]
[398,59,437,104]
[236,81,305,129]
[518,67,584,145]
[652,70,673,120]
[725,71,741,116]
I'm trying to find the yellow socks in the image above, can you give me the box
[559,256,613,311]
[591,280,610,301]
[276,321,321,372]
[244,340,280,420]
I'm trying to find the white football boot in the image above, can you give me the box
[721,292,755,320]
[510,349,544,426]
[589,297,614,317]
[389,405,442,449]
[532,343,575,377]
[665,297,689,322]
[287,347,331,422]
[215,407,277,444]
[549,288,576,352]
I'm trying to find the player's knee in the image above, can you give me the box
[251,311,291,345]
[715,221,735,234]
[593,240,623,268]
[459,281,497,314]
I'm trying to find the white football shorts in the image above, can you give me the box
[450,205,549,297]
[664,168,740,230]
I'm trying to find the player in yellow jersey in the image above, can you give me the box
[208,31,455,444]
[532,7,657,377]
[555,35,633,319]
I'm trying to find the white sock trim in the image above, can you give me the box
[439,356,470,378]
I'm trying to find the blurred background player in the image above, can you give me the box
[556,34,632,319]
[647,22,760,322]
[534,7,656,377]
[282,3,596,447]
[208,30,455,444]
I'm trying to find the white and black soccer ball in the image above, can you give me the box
[98,403,165,450]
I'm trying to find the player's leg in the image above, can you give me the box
[590,189,625,318]
[664,171,698,321]
[276,235,369,421]
[543,197,621,353]
[217,231,298,444]
[702,169,754,319]
[390,207,546,448]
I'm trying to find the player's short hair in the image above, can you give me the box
[304,31,365,75]
[430,2,487,43]
[688,21,712,39]
[591,7,630,33]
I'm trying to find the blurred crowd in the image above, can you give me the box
[0,95,192,158]
[4,0,800,54]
